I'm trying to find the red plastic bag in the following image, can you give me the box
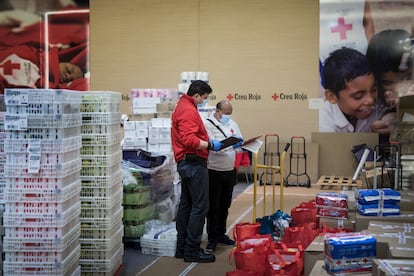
[230,235,273,275]
[233,222,261,242]
[290,200,318,227]
[281,223,320,249]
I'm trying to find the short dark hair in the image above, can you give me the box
[366,29,412,78]
[323,47,371,96]
[187,80,212,97]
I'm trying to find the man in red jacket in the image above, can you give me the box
[171,80,222,263]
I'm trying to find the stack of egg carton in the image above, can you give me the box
[79,92,123,275]
[2,88,82,275]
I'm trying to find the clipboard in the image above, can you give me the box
[242,135,262,146]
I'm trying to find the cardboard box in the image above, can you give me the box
[355,211,414,231]
[304,235,325,276]
[309,260,372,276]
[362,230,414,259]
[319,211,355,231]
[400,190,414,211]
[368,221,414,233]
[372,259,414,276]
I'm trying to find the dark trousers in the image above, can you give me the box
[207,169,236,241]
[176,160,209,255]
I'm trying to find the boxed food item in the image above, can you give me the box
[316,192,348,219]
[372,259,414,276]
[355,188,401,216]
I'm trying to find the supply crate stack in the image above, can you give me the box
[2,88,83,276]
[79,92,123,275]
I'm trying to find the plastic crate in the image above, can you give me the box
[6,172,80,190]
[123,185,152,206]
[81,123,120,135]
[123,203,156,222]
[3,201,81,227]
[80,177,122,198]
[3,243,80,276]
[5,178,81,203]
[81,151,121,167]
[80,199,123,219]
[80,238,122,260]
[140,234,177,257]
[80,143,121,156]
[80,169,122,189]
[79,246,123,275]
[5,136,82,153]
[4,192,80,215]
[4,88,82,105]
[81,92,121,113]
[80,225,123,251]
[7,149,80,165]
[123,223,145,238]
[6,102,80,115]
[5,113,82,130]
[80,207,123,230]
[4,215,79,239]
[81,131,121,146]
[3,222,80,252]
[80,221,123,240]
[4,242,80,264]
[5,157,81,178]
[80,163,120,177]
[81,112,121,125]
[80,189,123,210]
[6,127,81,140]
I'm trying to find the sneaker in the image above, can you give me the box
[184,248,215,263]
[217,235,235,246]
[205,239,217,253]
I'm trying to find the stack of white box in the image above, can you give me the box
[2,88,82,275]
[123,118,172,153]
[79,92,124,275]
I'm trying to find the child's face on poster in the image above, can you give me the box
[328,73,377,120]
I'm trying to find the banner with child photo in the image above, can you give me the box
[318,0,414,138]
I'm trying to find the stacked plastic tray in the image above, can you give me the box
[79,92,123,275]
[2,88,82,276]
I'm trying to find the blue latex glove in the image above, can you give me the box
[232,137,244,148]
[209,139,222,151]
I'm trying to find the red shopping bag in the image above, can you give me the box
[281,223,320,249]
[230,234,273,275]
[233,222,261,242]
[226,269,262,276]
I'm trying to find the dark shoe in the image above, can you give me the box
[184,248,215,263]
[205,239,217,253]
[217,235,235,246]
[175,249,184,259]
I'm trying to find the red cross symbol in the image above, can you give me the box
[230,128,235,134]
[331,17,352,40]
[0,60,21,75]
[226,93,234,101]
[336,260,341,265]
[272,93,279,101]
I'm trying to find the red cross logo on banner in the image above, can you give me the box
[226,93,234,101]
[272,93,279,101]
[331,17,352,40]
[0,59,20,75]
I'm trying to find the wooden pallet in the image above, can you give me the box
[316,176,362,190]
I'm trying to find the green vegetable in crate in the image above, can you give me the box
[123,204,156,221]
[123,186,151,205]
